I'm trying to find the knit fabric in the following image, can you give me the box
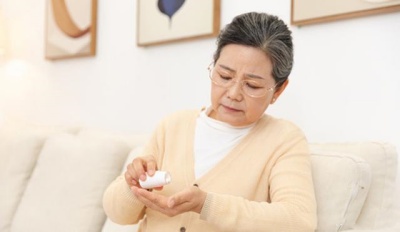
[103,109,317,232]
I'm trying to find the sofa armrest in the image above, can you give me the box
[342,227,400,232]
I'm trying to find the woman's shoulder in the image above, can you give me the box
[259,114,304,134]
[161,108,202,123]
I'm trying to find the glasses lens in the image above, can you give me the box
[208,64,275,98]
[242,80,270,97]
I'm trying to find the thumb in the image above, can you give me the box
[167,189,190,208]
[167,197,175,208]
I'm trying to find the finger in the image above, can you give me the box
[124,171,139,187]
[168,186,206,214]
[131,186,187,217]
[124,171,133,186]
[132,186,169,210]
[145,159,157,176]
[131,158,148,181]
[167,197,176,208]
[125,162,139,180]
[139,155,157,176]
[168,188,193,207]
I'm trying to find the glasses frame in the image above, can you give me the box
[207,63,279,98]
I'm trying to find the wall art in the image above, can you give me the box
[137,0,220,46]
[45,0,97,60]
[291,0,400,26]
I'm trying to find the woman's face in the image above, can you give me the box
[209,44,285,127]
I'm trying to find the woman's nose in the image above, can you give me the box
[227,80,243,100]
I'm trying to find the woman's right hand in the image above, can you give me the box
[124,155,158,188]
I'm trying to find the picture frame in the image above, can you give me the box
[291,0,400,26]
[45,0,97,60]
[137,0,221,47]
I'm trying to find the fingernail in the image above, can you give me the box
[148,170,155,176]
[168,199,175,208]
[140,174,146,181]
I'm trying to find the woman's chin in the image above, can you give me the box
[218,114,245,127]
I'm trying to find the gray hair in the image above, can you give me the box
[213,12,293,88]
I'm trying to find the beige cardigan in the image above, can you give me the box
[103,109,317,232]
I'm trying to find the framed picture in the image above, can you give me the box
[137,0,221,46]
[291,0,400,26]
[45,0,97,60]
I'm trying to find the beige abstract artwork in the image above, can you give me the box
[45,0,97,60]
[291,0,400,26]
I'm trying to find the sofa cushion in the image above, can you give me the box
[310,151,371,232]
[101,146,144,232]
[77,128,149,150]
[310,142,398,229]
[0,132,49,232]
[0,119,78,232]
[10,132,131,232]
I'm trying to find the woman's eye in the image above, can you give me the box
[220,75,232,80]
[246,82,262,89]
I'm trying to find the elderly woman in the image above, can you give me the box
[103,12,317,232]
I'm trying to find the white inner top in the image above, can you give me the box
[194,107,254,179]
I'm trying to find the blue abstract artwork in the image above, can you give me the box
[137,0,220,46]
[157,0,186,27]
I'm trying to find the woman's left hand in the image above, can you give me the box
[131,185,207,216]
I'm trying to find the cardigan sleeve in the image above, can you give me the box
[102,115,168,225]
[102,175,146,224]
[199,129,317,232]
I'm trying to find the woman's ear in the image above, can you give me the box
[271,79,289,104]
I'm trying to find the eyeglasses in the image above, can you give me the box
[208,63,278,98]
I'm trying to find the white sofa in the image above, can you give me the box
[0,118,398,232]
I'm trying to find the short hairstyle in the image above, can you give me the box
[213,12,293,88]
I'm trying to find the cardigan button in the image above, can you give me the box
[180,226,186,232]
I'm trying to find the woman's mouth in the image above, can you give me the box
[222,104,241,113]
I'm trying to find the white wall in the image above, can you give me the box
[0,0,399,185]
